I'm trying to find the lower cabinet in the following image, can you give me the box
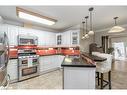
[7,55,65,82]
[7,59,18,83]
[39,55,65,73]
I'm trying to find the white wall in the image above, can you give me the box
[79,28,94,52]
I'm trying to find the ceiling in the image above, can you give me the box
[0,6,127,32]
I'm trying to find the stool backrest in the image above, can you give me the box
[92,52,112,70]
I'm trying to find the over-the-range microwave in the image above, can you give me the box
[18,35,38,46]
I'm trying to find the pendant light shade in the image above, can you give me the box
[108,17,125,33]
[88,30,94,35]
[88,7,94,35]
[85,33,89,39]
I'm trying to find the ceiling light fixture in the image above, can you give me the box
[108,17,125,33]
[16,7,57,26]
[84,16,89,39]
[88,7,94,35]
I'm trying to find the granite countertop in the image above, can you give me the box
[61,56,96,68]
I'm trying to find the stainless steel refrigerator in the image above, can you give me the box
[0,31,10,89]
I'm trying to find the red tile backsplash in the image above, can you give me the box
[9,46,80,58]
[9,48,18,58]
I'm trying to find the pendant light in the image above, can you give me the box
[108,17,125,33]
[82,21,85,39]
[88,7,94,35]
[84,16,89,39]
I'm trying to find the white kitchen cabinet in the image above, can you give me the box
[49,32,56,45]
[60,30,80,46]
[44,32,55,46]
[0,24,8,35]
[36,30,45,46]
[0,24,19,45]
[39,55,64,73]
[39,56,53,72]
[7,59,18,82]
[56,33,63,45]
[70,30,80,45]
[7,25,19,45]
[63,31,71,45]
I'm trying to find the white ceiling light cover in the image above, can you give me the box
[108,25,125,33]
[18,11,55,25]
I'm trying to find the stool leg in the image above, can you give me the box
[101,73,103,89]
[108,71,111,89]
[97,72,100,86]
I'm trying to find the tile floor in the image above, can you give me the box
[8,60,127,89]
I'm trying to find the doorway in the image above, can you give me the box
[112,42,126,60]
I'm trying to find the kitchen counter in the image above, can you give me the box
[62,56,96,89]
[61,56,96,67]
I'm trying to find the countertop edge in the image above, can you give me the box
[61,64,96,68]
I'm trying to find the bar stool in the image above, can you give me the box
[92,52,112,89]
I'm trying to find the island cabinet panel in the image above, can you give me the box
[7,59,18,83]
[63,67,96,89]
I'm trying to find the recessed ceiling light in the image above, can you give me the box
[16,7,57,26]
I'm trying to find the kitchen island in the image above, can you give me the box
[61,56,96,89]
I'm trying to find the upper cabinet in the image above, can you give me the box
[0,24,8,33]
[56,33,62,45]
[71,30,80,45]
[56,30,80,46]
[7,25,19,46]
[62,31,72,46]
[1,24,79,46]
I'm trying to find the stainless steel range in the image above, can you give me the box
[18,48,39,81]
[0,32,10,89]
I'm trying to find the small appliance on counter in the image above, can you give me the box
[17,35,39,81]
[0,32,10,89]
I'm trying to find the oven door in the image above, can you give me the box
[18,65,39,81]
[18,56,39,66]
[18,57,28,66]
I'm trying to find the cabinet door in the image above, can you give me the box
[71,30,80,45]
[62,31,71,45]
[7,59,18,81]
[39,56,44,72]
[49,32,56,46]
[56,33,62,45]
[0,24,8,33]
[7,25,19,45]
[66,31,71,45]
